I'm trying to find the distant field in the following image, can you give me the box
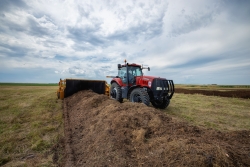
[0,85,249,166]
[0,83,58,86]
[175,84,250,90]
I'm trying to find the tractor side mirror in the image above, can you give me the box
[148,67,150,71]
[118,64,122,70]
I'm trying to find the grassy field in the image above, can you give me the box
[167,93,250,131]
[0,86,63,166]
[0,85,249,166]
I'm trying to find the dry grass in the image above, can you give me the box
[167,93,250,131]
[0,86,63,166]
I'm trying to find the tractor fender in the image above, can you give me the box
[111,78,123,86]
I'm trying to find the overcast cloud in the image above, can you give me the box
[0,0,250,84]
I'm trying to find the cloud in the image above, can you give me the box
[164,0,222,37]
[0,0,250,84]
[0,0,28,12]
[66,0,167,49]
[68,66,86,76]
[68,26,106,47]
[109,1,167,41]
[170,12,218,36]
[26,15,58,37]
[168,56,223,69]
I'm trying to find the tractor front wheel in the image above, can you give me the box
[110,82,123,102]
[129,88,150,106]
[151,98,170,109]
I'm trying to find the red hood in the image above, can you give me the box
[138,76,166,80]
[135,75,167,88]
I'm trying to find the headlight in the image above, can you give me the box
[156,87,162,90]
[156,87,168,90]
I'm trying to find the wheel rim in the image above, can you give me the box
[111,88,117,98]
[132,93,142,103]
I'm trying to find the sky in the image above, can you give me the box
[0,0,250,84]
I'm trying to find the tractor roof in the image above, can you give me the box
[121,63,141,67]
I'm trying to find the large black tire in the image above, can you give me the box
[110,82,123,102]
[129,88,150,106]
[151,98,170,109]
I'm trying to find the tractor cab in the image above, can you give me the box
[117,60,150,86]
[118,64,143,85]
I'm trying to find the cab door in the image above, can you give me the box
[118,67,128,85]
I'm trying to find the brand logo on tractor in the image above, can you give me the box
[148,81,151,87]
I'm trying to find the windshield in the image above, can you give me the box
[128,66,142,76]
[118,66,142,77]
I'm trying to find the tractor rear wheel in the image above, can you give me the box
[151,98,170,109]
[129,88,150,106]
[110,82,123,102]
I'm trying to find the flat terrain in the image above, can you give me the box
[0,85,250,166]
[0,86,63,166]
[175,86,250,99]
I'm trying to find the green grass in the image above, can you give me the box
[166,93,250,131]
[0,86,63,166]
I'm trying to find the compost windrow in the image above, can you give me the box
[63,90,250,167]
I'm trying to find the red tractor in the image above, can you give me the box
[110,60,174,109]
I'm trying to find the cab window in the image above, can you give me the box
[118,67,126,78]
